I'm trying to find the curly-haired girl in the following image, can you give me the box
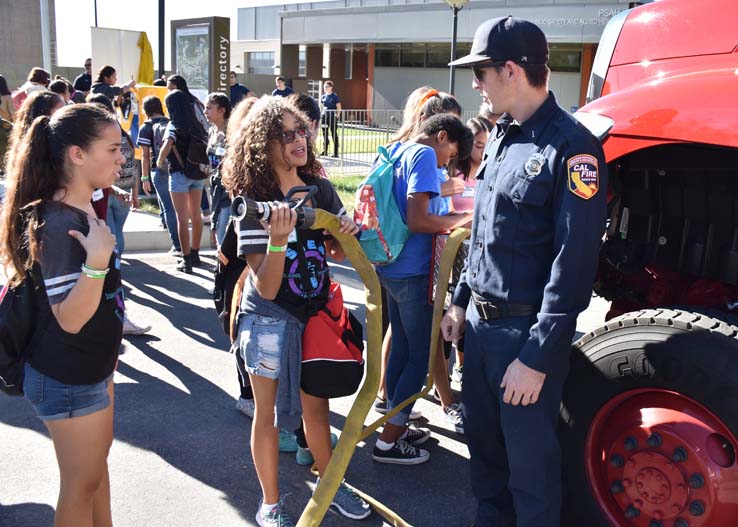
[222,96,370,526]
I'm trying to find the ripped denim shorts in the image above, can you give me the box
[237,313,287,380]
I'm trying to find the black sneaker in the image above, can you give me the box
[372,439,429,465]
[402,425,431,446]
[373,397,389,414]
[190,249,202,267]
[177,254,193,274]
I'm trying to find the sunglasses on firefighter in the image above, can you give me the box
[281,125,311,144]
[472,61,509,81]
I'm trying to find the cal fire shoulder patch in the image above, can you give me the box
[567,154,599,200]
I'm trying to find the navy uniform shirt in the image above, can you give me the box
[452,92,607,374]
[321,92,340,111]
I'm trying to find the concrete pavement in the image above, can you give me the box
[0,250,610,527]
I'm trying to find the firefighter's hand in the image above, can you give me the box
[501,359,546,406]
[441,304,466,342]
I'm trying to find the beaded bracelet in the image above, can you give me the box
[81,263,109,279]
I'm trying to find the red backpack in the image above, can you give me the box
[301,281,364,399]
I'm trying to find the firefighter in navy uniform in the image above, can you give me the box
[441,17,608,527]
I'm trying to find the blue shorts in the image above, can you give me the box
[236,313,286,380]
[23,363,114,421]
[169,170,205,193]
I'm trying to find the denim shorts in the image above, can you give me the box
[23,363,114,421]
[169,170,205,193]
[237,313,286,380]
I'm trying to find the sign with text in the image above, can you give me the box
[171,17,230,102]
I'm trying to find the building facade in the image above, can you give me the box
[233,0,641,113]
[0,0,57,91]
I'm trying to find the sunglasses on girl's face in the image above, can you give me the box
[281,126,311,144]
[472,61,507,81]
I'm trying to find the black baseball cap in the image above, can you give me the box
[449,16,549,67]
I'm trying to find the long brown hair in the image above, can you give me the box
[221,96,320,200]
[4,91,64,171]
[0,104,118,285]
[389,86,433,145]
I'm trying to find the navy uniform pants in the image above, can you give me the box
[462,303,573,527]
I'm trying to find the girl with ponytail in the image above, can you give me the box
[0,103,125,527]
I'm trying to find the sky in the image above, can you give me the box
[54,0,331,70]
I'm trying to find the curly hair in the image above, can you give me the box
[221,96,321,200]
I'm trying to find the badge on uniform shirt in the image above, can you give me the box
[524,153,546,178]
[567,154,599,200]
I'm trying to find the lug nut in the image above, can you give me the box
[610,480,625,494]
[688,473,704,489]
[689,500,705,516]
[648,433,663,448]
[625,437,639,451]
[672,447,688,462]
[674,519,689,527]
[611,454,625,468]
[625,505,640,518]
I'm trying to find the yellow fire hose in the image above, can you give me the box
[296,209,470,527]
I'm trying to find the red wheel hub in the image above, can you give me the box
[585,389,738,527]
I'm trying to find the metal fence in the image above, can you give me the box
[315,109,478,176]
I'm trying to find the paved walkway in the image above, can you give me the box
[0,251,610,527]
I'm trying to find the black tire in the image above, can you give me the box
[560,308,738,526]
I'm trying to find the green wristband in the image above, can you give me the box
[141,176,150,181]
[81,263,109,278]
[267,243,287,253]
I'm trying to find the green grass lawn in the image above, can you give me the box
[327,174,364,214]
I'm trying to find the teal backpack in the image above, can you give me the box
[353,145,411,264]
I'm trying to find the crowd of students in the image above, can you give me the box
[1,58,494,526]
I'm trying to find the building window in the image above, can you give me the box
[549,44,582,73]
[345,47,353,80]
[375,42,473,69]
[425,43,450,68]
[307,79,321,100]
[375,44,400,67]
[400,43,425,68]
[298,45,307,77]
[247,52,275,75]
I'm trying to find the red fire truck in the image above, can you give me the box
[563,1,738,525]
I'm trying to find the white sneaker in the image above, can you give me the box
[122,317,152,336]
[236,397,255,418]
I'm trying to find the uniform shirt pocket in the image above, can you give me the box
[509,176,549,207]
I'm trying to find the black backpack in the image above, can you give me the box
[0,267,51,396]
[213,218,247,338]
[172,130,211,181]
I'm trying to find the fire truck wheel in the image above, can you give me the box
[561,308,738,527]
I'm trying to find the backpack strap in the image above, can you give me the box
[171,142,185,168]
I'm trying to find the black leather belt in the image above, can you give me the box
[471,293,537,321]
